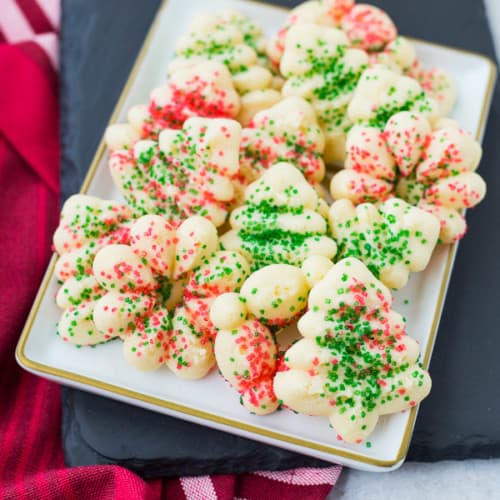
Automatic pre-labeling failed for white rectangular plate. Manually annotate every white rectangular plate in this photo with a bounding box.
[16,0,496,472]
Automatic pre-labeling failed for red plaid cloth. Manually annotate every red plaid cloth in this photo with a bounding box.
[0,1,341,498]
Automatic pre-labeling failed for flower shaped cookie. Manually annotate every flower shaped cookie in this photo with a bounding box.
[105,61,240,151]
[347,67,439,129]
[109,117,241,227]
[58,213,251,380]
[210,257,333,414]
[274,257,431,443]
[133,247,250,379]
[154,249,251,379]
[280,23,368,163]
[331,111,486,242]
[342,3,396,52]
[169,11,281,125]
[118,218,250,377]
[220,162,337,270]
[239,96,325,187]
[340,2,445,98]
[57,214,218,349]
[329,198,440,289]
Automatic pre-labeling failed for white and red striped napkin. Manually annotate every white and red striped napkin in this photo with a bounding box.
[0,0,59,67]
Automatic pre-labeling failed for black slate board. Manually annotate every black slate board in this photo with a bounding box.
[59,0,500,474]
[61,387,329,478]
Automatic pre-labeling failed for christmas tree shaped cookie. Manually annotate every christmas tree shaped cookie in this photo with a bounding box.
[274,257,431,443]
[220,162,337,270]
[280,23,368,163]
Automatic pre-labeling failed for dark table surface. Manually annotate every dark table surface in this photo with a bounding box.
[59,0,500,475]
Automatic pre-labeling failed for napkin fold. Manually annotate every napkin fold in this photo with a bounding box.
[0,1,340,498]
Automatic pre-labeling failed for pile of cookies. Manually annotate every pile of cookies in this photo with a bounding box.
[53,1,486,443]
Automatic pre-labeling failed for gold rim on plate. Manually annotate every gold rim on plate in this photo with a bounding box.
[15,0,498,468]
